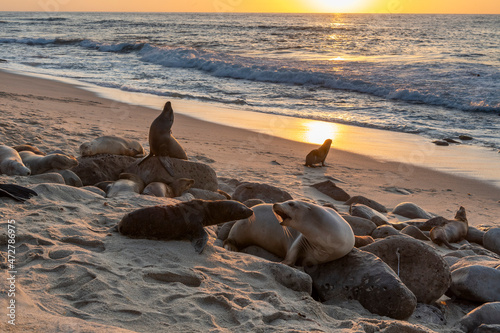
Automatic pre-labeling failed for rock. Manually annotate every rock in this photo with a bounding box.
[72,155,136,186]
[341,214,377,236]
[187,188,226,200]
[56,169,83,187]
[444,138,461,144]
[217,221,236,241]
[243,246,282,263]
[232,182,292,203]
[392,202,433,219]
[350,204,389,225]
[409,303,446,325]
[466,226,485,245]
[344,195,387,213]
[362,236,451,304]
[354,235,374,248]
[371,225,401,239]
[459,302,500,333]
[484,228,500,255]
[391,222,410,230]
[126,156,218,191]
[28,172,66,184]
[433,140,449,146]
[401,225,430,241]
[459,135,473,141]
[242,198,265,208]
[310,180,350,201]
[475,324,500,333]
[81,186,106,197]
[268,262,312,294]
[305,248,417,319]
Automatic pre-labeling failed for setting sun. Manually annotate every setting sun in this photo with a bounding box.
[309,0,372,13]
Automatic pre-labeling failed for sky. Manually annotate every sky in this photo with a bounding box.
[2,0,499,14]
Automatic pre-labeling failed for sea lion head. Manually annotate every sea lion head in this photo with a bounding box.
[273,200,311,227]
[79,142,93,156]
[161,101,174,127]
[203,200,253,226]
[322,139,333,148]
[454,206,467,224]
[49,154,78,170]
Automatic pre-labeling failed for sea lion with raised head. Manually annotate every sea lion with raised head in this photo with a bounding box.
[0,145,31,176]
[224,204,300,258]
[19,151,78,175]
[138,102,188,174]
[79,136,144,157]
[305,139,332,167]
[118,199,253,253]
[429,206,468,250]
[273,200,355,266]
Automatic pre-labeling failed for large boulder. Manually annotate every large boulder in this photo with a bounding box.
[310,180,350,201]
[459,302,500,333]
[72,155,136,186]
[401,225,430,241]
[350,204,389,225]
[448,256,500,302]
[362,236,451,304]
[232,182,292,203]
[344,195,387,213]
[371,225,400,239]
[126,156,218,191]
[392,202,433,219]
[483,228,500,256]
[305,248,417,319]
[341,214,377,236]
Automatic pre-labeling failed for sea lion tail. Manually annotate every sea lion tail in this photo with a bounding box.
[191,229,209,254]
[442,239,459,250]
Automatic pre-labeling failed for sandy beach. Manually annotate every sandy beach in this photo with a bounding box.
[1,69,500,332]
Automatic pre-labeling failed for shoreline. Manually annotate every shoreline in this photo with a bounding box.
[4,68,500,188]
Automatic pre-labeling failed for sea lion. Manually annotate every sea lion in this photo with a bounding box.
[13,144,45,156]
[429,206,468,250]
[138,102,188,174]
[224,204,300,259]
[79,136,144,157]
[305,139,332,167]
[273,200,355,266]
[118,199,253,253]
[0,145,31,176]
[19,151,78,175]
[142,178,194,198]
[106,173,145,198]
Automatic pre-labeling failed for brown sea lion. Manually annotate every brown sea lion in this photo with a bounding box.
[138,102,187,175]
[305,139,332,167]
[118,199,253,253]
[0,145,31,176]
[79,136,144,157]
[273,200,355,266]
[429,206,468,250]
[12,144,45,156]
[142,178,194,198]
[106,173,145,198]
[19,151,78,175]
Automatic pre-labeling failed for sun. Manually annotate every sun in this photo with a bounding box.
[309,0,370,13]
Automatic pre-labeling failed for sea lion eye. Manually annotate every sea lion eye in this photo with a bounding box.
[288,202,295,207]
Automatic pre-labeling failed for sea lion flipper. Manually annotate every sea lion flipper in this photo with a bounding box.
[159,156,176,177]
[0,184,37,201]
[192,229,209,254]
[137,153,152,166]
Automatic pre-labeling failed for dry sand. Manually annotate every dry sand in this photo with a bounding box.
[1,70,499,332]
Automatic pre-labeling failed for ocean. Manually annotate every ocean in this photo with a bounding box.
[0,12,499,151]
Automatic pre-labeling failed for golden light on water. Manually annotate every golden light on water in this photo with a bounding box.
[302,120,339,145]
[309,0,371,13]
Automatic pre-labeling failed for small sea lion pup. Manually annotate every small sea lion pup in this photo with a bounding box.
[430,206,468,250]
[118,200,253,254]
[0,145,31,176]
[80,136,144,157]
[139,101,188,166]
[305,139,332,167]
[273,200,355,266]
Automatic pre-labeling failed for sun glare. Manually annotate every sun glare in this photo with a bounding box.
[309,0,370,13]
[303,120,338,145]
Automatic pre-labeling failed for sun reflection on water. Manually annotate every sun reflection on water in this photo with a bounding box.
[302,120,339,145]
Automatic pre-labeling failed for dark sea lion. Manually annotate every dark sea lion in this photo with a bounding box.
[139,102,188,174]
[0,184,37,202]
[19,151,78,175]
[118,199,253,253]
[430,206,468,250]
[305,139,332,167]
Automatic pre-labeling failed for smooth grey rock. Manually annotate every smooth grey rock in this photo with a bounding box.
[362,235,451,304]
[350,204,389,225]
[371,225,401,239]
[449,265,500,302]
[243,246,282,263]
[354,235,374,248]
[232,182,292,203]
[459,302,500,333]
[484,228,500,256]
[268,262,312,294]
[242,198,265,208]
[344,195,387,213]
[466,226,485,245]
[392,202,433,219]
[409,303,446,326]
[187,188,226,200]
[341,214,377,236]
[29,172,66,184]
[305,248,417,319]
[401,225,431,241]
[56,169,83,187]
[310,180,350,202]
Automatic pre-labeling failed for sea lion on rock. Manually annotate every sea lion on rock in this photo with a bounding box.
[13,144,45,156]
[273,200,355,266]
[305,139,332,167]
[106,173,145,198]
[79,136,144,157]
[19,151,78,175]
[224,204,300,259]
[139,102,187,174]
[142,178,194,198]
[430,206,468,250]
[0,145,31,176]
[118,199,253,253]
